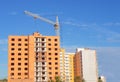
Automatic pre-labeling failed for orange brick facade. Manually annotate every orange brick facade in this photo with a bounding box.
[74,51,82,82]
[8,32,60,82]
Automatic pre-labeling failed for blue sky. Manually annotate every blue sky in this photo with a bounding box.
[0,0,120,82]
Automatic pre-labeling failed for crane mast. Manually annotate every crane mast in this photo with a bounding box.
[24,10,60,36]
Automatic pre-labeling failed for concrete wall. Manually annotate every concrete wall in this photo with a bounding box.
[82,50,98,82]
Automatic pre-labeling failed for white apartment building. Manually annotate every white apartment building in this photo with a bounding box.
[76,48,98,82]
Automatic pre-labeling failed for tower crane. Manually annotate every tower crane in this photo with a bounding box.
[24,10,60,36]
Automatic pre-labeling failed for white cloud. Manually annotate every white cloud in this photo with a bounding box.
[106,38,120,42]
[103,22,114,26]
[103,30,120,43]
[90,25,120,43]
[115,22,120,26]
[103,22,120,26]
[62,21,88,28]
[62,21,120,43]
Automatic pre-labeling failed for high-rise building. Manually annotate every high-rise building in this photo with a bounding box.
[74,48,98,82]
[74,49,83,82]
[60,49,74,82]
[60,49,65,81]
[8,32,60,82]
[66,53,74,82]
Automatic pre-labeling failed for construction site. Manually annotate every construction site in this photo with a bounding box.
[7,11,105,82]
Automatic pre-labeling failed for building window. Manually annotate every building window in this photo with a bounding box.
[49,77,52,80]
[11,73,14,76]
[24,77,28,79]
[55,48,58,51]
[11,58,14,60]
[36,52,39,56]
[25,53,28,56]
[54,39,57,41]
[25,63,28,65]
[25,44,28,46]
[42,77,45,80]
[18,68,21,70]
[42,48,45,50]
[55,53,58,55]
[55,62,58,65]
[18,77,21,79]
[18,58,21,60]
[54,43,57,46]
[18,53,21,56]
[11,38,15,41]
[11,63,14,66]
[55,72,58,75]
[48,43,51,46]
[55,58,58,60]
[25,48,28,51]
[36,57,38,61]
[36,77,38,80]
[42,53,45,55]
[42,57,45,60]
[25,73,28,75]
[18,73,21,75]
[48,53,51,55]
[42,67,45,70]
[55,67,58,70]
[42,43,45,46]
[11,43,15,46]
[48,38,51,41]
[49,62,51,65]
[18,39,21,41]
[48,48,51,51]
[25,39,28,41]
[24,68,28,70]
[48,57,51,60]
[18,63,21,66]
[11,48,14,51]
[11,53,14,56]
[36,67,38,70]
[41,38,45,41]
[11,68,14,70]
[18,48,21,51]
[49,67,52,70]
[42,62,45,65]
[25,58,28,60]
[42,72,45,74]
[49,72,52,74]
[18,43,21,46]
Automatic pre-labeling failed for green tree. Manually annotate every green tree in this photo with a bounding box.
[74,76,85,82]
[48,79,54,82]
[74,76,81,82]
[98,79,102,82]
[98,77,103,82]
[82,78,85,82]
[0,78,7,82]
[55,76,62,82]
